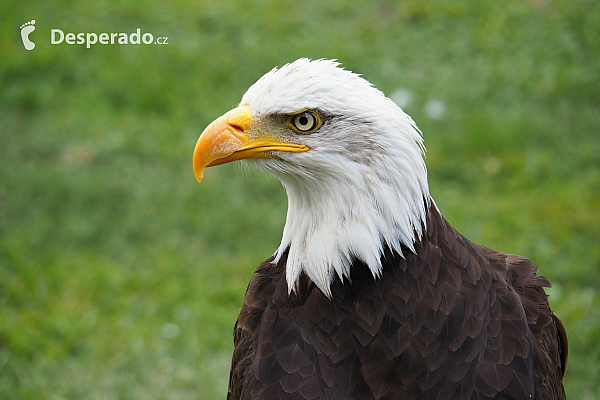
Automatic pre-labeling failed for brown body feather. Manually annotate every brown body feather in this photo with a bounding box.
[228,205,567,399]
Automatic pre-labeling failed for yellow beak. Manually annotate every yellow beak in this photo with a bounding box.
[193,105,309,182]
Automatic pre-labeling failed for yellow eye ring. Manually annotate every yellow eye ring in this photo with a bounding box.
[288,110,321,134]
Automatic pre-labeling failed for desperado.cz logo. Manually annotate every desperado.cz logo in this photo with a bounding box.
[19,20,168,50]
[51,28,168,48]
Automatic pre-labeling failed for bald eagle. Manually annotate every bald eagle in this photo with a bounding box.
[193,59,567,400]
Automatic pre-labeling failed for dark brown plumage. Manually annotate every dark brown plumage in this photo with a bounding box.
[227,205,567,400]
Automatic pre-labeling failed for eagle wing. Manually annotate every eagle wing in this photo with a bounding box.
[501,253,568,399]
[228,256,280,400]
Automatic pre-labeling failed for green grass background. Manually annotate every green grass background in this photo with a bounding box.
[1,0,599,398]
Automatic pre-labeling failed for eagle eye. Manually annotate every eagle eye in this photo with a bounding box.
[289,111,321,134]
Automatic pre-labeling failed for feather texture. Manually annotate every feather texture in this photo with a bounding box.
[242,59,429,295]
[228,205,567,399]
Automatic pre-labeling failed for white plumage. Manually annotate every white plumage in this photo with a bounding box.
[239,59,430,296]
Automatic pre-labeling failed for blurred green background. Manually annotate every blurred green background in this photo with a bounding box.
[1,0,599,398]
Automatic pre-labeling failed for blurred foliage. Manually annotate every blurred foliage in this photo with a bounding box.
[0,0,599,398]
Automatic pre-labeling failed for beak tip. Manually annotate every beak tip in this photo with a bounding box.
[193,155,203,184]
[193,164,205,183]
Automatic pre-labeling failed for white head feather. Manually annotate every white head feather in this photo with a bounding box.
[240,59,430,297]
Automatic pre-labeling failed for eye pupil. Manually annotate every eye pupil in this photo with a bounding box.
[299,116,309,126]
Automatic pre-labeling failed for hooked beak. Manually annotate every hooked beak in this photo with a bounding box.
[193,105,309,182]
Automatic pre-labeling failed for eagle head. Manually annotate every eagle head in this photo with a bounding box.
[193,58,430,297]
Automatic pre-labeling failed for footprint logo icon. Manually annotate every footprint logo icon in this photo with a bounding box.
[20,20,36,50]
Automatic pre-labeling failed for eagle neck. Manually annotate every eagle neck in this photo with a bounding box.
[273,170,431,297]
